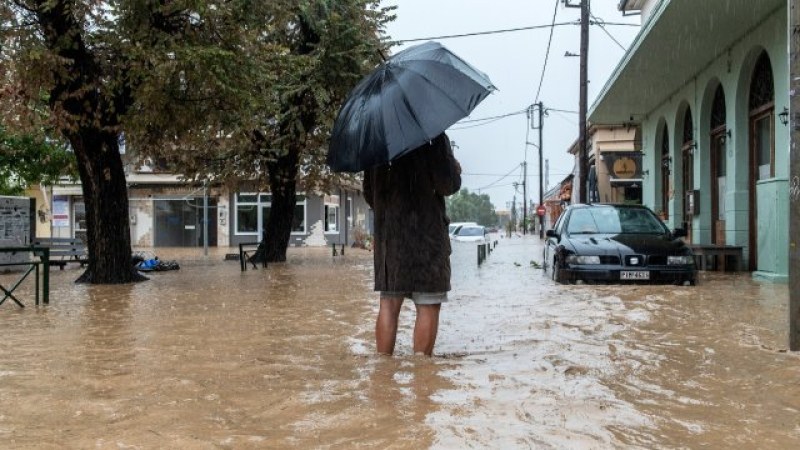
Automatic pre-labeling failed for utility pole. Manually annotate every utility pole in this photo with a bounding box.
[522,161,528,235]
[566,0,590,203]
[789,0,799,351]
[531,102,546,238]
[578,0,590,203]
[538,102,545,238]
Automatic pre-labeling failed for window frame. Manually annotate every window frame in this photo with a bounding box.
[234,192,307,236]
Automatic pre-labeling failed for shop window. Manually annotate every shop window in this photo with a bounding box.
[235,192,306,235]
[293,195,306,233]
[236,193,258,233]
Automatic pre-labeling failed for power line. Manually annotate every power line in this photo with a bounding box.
[464,171,572,177]
[590,13,626,51]
[450,105,576,130]
[550,109,578,125]
[396,21,578,43]
[395,18,639,44]
[473,182,519,191]
[534,0,561,105]
[476,163,522,191]
[450,117,509,130]
[455,109,528,124]
[589,20,639,27]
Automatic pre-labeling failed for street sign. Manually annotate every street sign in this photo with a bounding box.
[536,205,546,216]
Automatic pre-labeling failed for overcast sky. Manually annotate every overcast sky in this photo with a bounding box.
[381,0,641,211]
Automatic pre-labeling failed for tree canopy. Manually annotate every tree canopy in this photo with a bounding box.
[446,189,498,227]
[0,128,76,195]
[0,0,393,281]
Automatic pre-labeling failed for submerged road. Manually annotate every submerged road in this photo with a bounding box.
[0,236,798,448]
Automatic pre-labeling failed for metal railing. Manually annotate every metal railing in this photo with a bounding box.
[0,246,50,307]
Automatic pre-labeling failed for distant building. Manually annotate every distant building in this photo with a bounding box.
[27,164,371,249]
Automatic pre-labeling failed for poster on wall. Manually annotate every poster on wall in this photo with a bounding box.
[52,195,70,227]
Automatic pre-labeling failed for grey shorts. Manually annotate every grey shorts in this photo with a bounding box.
[381,291,448,305]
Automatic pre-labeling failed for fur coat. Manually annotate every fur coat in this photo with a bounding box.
[363,133,461,293]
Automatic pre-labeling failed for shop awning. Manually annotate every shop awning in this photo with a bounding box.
[589,0,784,125]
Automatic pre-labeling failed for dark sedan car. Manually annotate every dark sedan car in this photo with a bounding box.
[544,204,696,285]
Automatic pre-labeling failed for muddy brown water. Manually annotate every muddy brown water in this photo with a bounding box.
[1,237,798,449]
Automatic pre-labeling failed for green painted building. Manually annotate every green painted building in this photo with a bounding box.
[591,0,789,281]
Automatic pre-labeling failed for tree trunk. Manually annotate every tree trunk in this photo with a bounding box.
[72,130,145,284]
[34,0,143,284]
[263,149,300,262]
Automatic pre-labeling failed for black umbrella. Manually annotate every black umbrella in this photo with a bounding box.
[327,41,496,172]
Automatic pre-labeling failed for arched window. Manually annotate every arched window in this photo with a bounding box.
[749,51,774,181]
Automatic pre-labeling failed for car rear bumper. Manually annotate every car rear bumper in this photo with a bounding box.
[564,265,696,284]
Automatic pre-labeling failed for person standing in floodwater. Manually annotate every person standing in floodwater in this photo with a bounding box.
[363,133,462,356]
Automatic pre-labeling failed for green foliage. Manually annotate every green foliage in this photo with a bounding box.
[446,189,498,227]
[120,0,395,193]
[0,128,76,195]
[2,1,392,185]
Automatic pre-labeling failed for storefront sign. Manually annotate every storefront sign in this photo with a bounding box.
[603,152,643,180]
[52,196,70,227]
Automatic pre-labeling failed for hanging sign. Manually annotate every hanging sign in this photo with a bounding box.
[603,152,643,180]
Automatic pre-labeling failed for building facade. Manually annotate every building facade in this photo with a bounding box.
[28,171,371,249]
[591,0,789,280]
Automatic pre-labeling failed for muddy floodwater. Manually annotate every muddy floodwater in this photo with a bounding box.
[1,237,799,449]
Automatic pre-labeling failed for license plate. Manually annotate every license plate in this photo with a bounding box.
[621,271,650,280]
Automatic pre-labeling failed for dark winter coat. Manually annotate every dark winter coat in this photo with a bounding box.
[363,133,461,293]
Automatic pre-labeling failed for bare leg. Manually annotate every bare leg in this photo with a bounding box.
[413,303,441,356]
[376,295,404,355]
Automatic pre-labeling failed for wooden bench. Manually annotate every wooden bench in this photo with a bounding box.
[689,244,743,272]
[32,237,88,270]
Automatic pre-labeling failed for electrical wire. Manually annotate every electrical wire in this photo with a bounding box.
[448,104,579,130]
[550,109,578,125]
[533,0,561,105]
[476,163,522,192]
[449,117,510,130]
[590,13,627,51]
[474,182,519,191]
[395,18,640,44]
[456,109,528,124]
[396,21,578,43]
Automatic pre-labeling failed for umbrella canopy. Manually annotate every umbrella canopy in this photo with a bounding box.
[327,41,496,172]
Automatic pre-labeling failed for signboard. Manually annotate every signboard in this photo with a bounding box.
[536,205,546,216]
[603,152,643,180]
[52,195,70,227]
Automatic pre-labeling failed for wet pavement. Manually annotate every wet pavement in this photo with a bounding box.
[1,236,799,449]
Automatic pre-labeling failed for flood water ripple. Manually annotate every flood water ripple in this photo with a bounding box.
[1,237,798,449]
